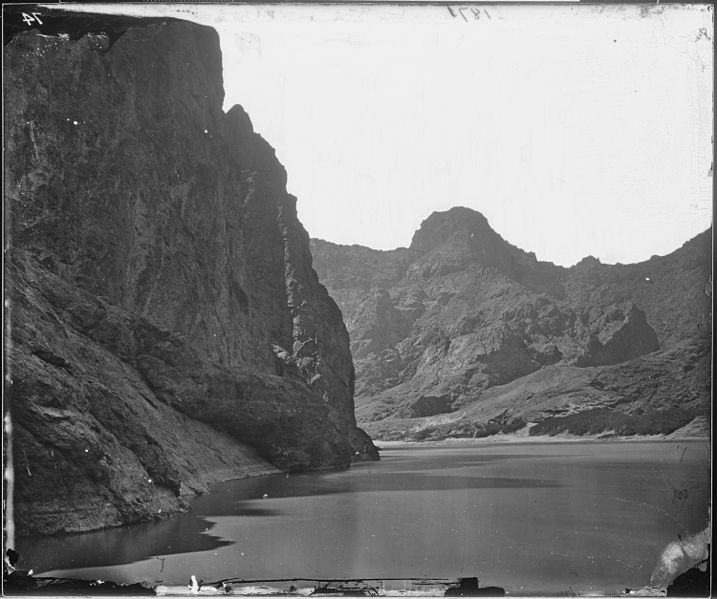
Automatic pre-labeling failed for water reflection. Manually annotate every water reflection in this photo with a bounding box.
[15,441,710,595]
[17,514,231,573]
[19,461,561,573]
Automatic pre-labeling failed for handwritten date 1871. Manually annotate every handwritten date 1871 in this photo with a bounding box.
[447,6,491,21]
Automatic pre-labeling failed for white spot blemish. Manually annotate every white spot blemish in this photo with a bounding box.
[73,121,78,126]
[645,277,650,281]
[84,449,89,453]
[203,129,208,134]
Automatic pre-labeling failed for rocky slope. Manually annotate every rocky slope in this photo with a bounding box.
[4,15,376,536]
[311,207,711,440]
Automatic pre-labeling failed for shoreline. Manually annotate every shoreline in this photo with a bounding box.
[373,434,710,450]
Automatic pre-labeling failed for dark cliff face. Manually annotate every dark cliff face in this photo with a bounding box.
[5,20,377,535]
[311,207,711,440]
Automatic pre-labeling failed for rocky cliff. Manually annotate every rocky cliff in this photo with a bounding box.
[4,15,376,536]
[311,207,711,440]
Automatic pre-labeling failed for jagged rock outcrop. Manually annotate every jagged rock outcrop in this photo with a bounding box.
[564,229,713,347]
[4,17,376,535]
[311,207,711,438]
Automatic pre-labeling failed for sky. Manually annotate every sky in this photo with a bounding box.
[51,3,713,266]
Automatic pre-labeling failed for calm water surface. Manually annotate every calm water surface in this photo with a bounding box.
[18,441,710,594]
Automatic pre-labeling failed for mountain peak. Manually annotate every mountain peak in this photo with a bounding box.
[409,206,495,254]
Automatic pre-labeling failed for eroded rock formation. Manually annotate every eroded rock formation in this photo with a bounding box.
[311,207,711,439]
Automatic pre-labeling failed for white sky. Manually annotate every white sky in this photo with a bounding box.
[50,3,713,266]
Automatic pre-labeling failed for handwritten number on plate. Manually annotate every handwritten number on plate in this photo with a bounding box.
[22,12,43,26]
[448,7,491,22]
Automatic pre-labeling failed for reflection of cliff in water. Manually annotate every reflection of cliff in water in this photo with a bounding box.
[17,459,561,575]
[13,444,711,594]
[16,513,230,574]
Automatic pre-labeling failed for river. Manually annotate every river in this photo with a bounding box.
[17,440,710,595]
